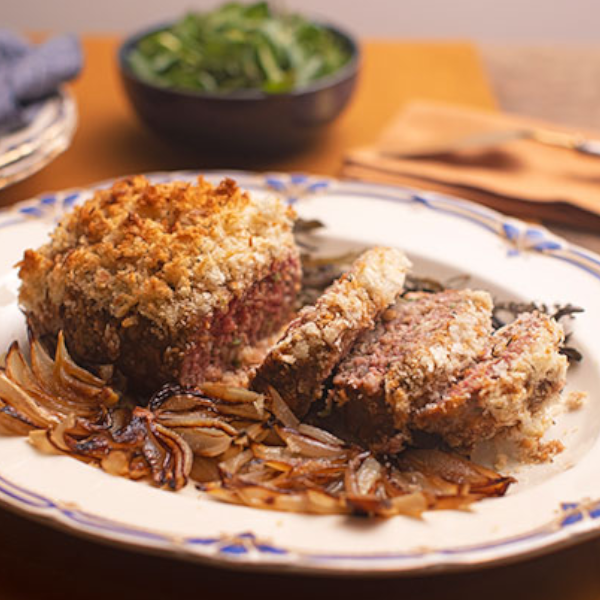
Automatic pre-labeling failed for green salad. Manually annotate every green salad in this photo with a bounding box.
[127,2,353,94]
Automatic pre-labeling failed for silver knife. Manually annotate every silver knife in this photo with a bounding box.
[383,127,600,158]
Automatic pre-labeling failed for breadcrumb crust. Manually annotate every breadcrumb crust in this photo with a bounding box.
[328,289,493,451]
[253,247,411,417]
[19,176,298,337]
[415,311,568,452]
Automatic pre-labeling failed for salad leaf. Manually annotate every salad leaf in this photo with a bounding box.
[128,2,352,94]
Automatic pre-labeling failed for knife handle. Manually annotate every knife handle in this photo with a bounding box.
[575,139,600,157]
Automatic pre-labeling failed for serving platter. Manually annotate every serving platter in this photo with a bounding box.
[0,170,599,576]
[0,89,77,190]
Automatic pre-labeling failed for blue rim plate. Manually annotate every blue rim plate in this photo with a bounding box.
[0,170,599,576]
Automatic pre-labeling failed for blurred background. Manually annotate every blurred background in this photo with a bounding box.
[5,0,600,133]
[4,0,600,41]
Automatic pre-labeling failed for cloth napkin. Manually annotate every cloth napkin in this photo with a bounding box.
[343,101,600,231]
[0,30,83,134]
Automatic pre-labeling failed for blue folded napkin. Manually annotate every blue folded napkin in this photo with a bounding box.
[0,30,83,134]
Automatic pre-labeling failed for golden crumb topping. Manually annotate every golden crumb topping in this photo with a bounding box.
[19,176,298,334]
[269,247,411,366]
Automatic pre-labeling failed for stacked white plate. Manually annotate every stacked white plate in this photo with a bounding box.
[0,89,77,189]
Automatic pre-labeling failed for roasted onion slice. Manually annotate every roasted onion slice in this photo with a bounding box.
[0,333,117,432]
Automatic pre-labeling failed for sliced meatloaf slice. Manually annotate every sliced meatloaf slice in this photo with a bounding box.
[412,311,568,451]
[252,247,411,418]
[384,290,494,426]
[328,289,493,452]
[19,176,301,393]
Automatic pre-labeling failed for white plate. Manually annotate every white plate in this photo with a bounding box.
[0,170,599,576]
[0,89,77,190]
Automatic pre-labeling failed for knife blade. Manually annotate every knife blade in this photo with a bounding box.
[382,127,600,158]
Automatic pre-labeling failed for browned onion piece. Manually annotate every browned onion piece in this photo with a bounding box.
[268,385,300,429]
[48,413,78,452]
[190,456,221,483]
[305,489,346,514]
[344,452,368,497]
[175,426,233,457]
[355,456,383,496]
[374,492,429,518]
[51,333,118,407]
[0,369,60,428]
[297,423,345,446]
[251,444,296,465]
[28,429,63,455]
[397,449,514,496]
[237,486,310,513]
[244,422,269,443]
[1,335,118,430]
[219,449,254,476]
[55,333,110,388]
[101,450,130,476]
[156,411,238,435]
[276,426,347,459]
[199,383,264,404]
[214,401,266,420]
[149,420,193,490]
[0,402,35,436]
[154,395,264,423]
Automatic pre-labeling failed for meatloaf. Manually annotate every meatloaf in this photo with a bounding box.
[18,175,301,392]
[328,289,493,452]
[412,311,568,451]
[252,247,411,418]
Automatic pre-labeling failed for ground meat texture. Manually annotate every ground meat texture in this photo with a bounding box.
[385,290,493,425]
[30,256,301,394]
[328,289,493,451]
[252,247,411,418]
[19,176,301,394]
[412,311,568,451]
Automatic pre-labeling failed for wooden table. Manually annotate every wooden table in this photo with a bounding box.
[0,37,496,206]
[0,36,599,600]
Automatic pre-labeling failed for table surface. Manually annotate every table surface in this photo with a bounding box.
[0,37,496,207]
[1,36,599,600]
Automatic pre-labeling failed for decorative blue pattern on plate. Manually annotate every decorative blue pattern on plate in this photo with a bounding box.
[3,170,597,280]
[0,170,599,575]
[265,172,331,204]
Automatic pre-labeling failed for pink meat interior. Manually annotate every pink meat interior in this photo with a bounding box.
[180,255,301,385]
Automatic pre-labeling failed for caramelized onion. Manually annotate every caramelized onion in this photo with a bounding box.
[219,449,253,476]
[28,429,63,455]
[101,450,130,476]
[175,427,233,457]
[398,449,515,496]
[0,331,514,515]
[276,426,347,459]
[355,456,383,496]
[0,335,117,430]
[268,385,300,429]
[0,402,35,436]
[156,411,238,435]
[376,492,429,518]
[199,383,264,404]
[297,423,345,446]
[0,368,61,428]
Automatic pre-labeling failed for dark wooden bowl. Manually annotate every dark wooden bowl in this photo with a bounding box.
[117,21,360,154]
